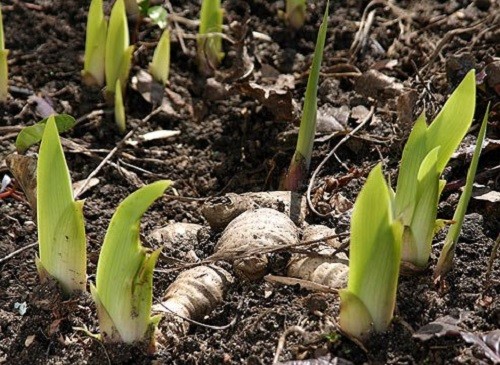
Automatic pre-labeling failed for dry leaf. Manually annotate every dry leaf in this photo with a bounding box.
[355,69,404,100]
[232,82,298,121]
[5,154,37,213]
[72,178,100,197]
[473,190,500,203]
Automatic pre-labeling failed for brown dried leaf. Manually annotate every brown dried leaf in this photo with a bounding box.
[355,69,404,101]
[462,330,500,364]
[413,315,461,341]
[316,106,346,135]
[72,178,99,197]
[232,82,298,121]
[130,70,179,117]
[5,154,37,213]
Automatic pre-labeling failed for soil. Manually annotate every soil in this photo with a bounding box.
[0,0,499,364]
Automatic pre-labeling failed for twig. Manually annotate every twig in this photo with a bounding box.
[306,106,375,218]
[74,129,135,198]
[155,232,349,274]
[420,16,491,76]
[411,60,437,103]
[75,109,105,125]
[164,1,188,54]
[74,107,161,198]
[0,126,23,135]
[157,302,237,331]
[273,326,307,364]
[0,242,38,264]
[484,234,500,288]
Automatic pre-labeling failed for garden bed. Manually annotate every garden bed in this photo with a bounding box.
[0,0,499,364]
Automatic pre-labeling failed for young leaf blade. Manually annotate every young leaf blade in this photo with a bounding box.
[0,4,8,102]
[340,164,403,338]
[0,3,4,51]
[83,0,107,86]
[394,113,428,223]
[197,0,224,74]
[114,79,126,133]
[0,49,8,102]
[283,1,329,191]
[434,104,490,279]
[15,114,76,153]
[401,147,441,267]
[105,0,129,96]
[149,28,170,85]
[94,181,171,343]
[426,69,476,174]
[37,116,87,295]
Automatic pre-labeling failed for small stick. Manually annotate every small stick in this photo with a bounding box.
[74,129,135,198]
[165,1,187,54]
[158,302,237,331]
[155,232,349,274]
[273,326,307,364]
[74,108,161,199]
[265,275,338,294]
[484,234,500,287]
[306,106,375,218]
[0,242,38,264]
[420,16,491,75]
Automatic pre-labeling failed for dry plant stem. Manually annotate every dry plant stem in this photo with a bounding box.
[350,0,409,60]
[74,129,134,198]
[165,1,187,54]
[484,234,500,287]
[306,106,375,218]
[74,107,161,198]
[265,274,338,294]
[0,242,38,264]
[273,326,307,364]
[420,16,491,76]
[155,232,349,274]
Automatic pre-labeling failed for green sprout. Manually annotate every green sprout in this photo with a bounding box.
[105,0,134,103]
[114,79,126,133]
[395,70,476,269]
[434,104,489,279]
[149,28,170,86]
[197,0,224,75]
[286,0,306,29]
[16,114,76,154]
[0,3,9,102]
[36,116,87,295]
[339,164,403,339]
[91,181,171,346]
[82,0,107,87]
[282,2,328,191]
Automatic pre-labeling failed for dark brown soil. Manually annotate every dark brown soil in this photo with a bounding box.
[0,0,499,364]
